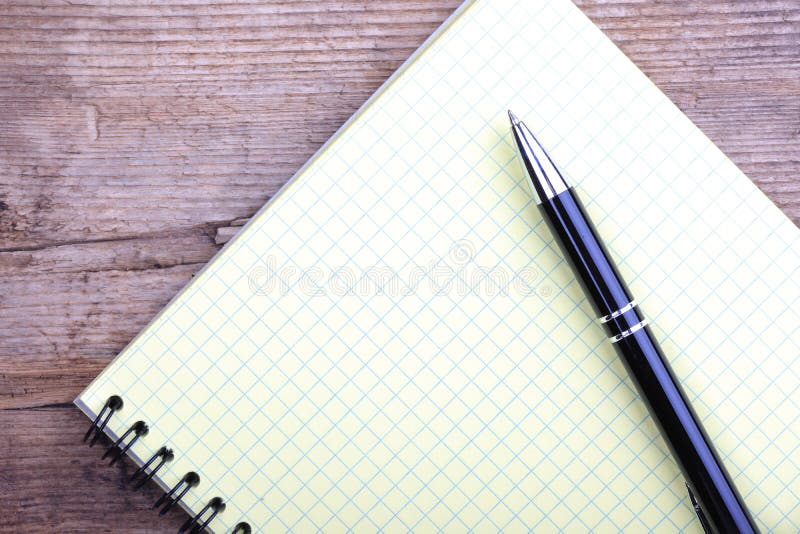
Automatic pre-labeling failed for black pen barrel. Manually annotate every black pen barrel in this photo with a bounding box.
[539,188,758,534]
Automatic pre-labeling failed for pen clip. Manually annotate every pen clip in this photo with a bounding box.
[686,482,712,534]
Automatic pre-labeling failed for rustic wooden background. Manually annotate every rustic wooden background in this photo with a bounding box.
[0,0,797,532]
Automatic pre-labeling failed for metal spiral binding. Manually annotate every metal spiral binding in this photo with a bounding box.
[154,471,201,515]
[83,395,123,446]
[84,395,253,533]
[178,497,226,534]
[102,420,148,465]
[131,446,174,489]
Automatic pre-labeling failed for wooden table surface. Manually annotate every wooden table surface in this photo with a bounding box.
[1,1,798,532]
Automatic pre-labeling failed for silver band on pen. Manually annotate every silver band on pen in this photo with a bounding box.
[610,319,648,343]
[599,300,637,324]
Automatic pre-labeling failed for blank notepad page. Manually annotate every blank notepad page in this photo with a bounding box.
[76,0,800,531]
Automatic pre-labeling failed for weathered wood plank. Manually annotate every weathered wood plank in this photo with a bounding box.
[0,230,219,409]
[0,405,188,532]
[0,1,797,532]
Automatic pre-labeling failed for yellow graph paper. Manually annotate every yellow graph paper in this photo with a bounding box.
[77,0,800,531]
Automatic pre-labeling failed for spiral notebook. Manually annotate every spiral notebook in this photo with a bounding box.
[75,0,800,531]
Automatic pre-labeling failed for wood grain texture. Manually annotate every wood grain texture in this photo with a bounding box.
[0,1,797,532]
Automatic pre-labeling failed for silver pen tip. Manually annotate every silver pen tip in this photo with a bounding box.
[508,111,570,201]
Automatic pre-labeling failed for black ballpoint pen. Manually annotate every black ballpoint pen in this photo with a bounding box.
[508,110,759,533]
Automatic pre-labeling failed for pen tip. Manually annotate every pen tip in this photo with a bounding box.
[508,109,520,126]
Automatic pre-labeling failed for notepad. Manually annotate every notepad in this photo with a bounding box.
[76,0,800,531]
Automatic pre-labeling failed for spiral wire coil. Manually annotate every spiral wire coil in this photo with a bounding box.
[84,395,252,533]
